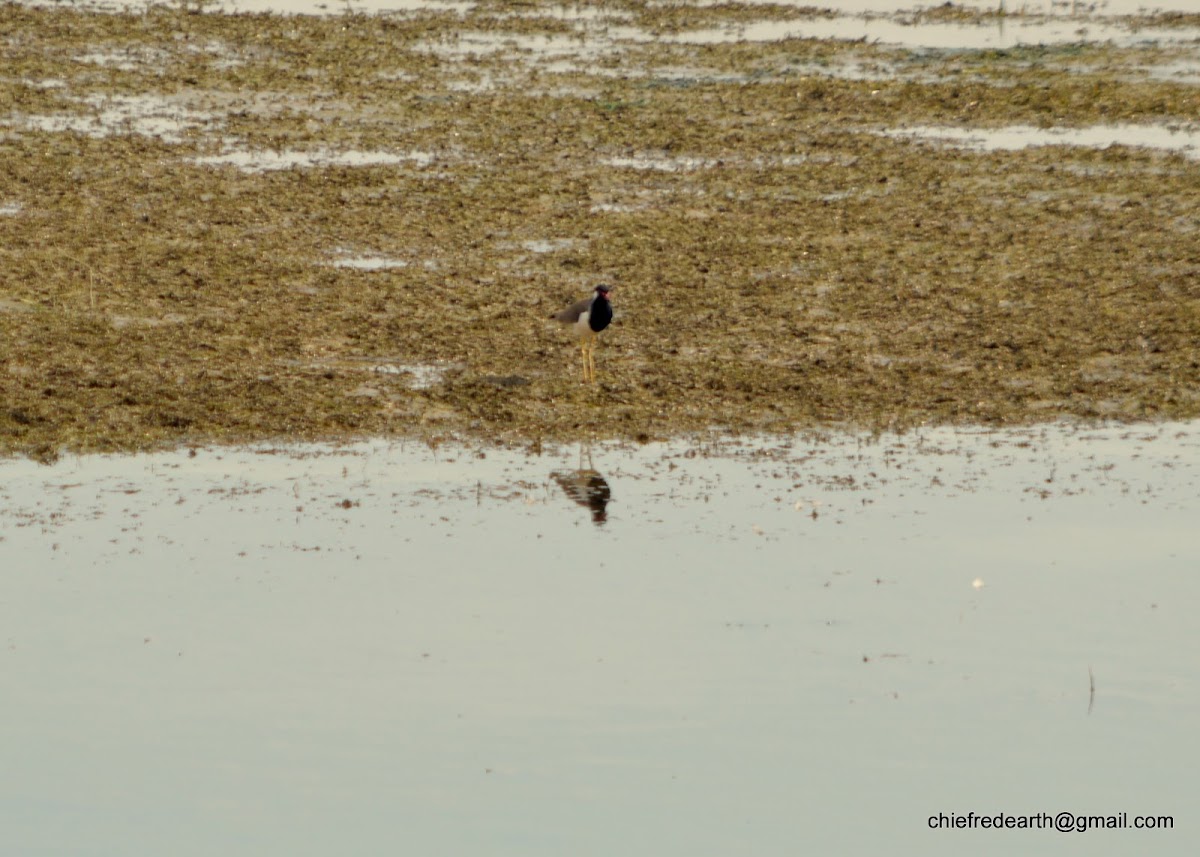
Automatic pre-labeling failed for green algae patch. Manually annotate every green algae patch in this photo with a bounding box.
[2,3,1200,459]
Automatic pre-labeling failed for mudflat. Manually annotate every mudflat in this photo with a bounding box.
[2,3,1199,460]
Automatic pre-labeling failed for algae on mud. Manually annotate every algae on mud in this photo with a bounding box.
[1,2,1199,460]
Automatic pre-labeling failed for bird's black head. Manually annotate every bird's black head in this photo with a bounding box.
[588,284,614,333]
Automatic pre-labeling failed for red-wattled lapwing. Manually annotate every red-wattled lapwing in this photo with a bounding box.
[551,284,612,383]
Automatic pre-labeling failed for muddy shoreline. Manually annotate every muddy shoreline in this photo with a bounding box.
[2,3,1199,460]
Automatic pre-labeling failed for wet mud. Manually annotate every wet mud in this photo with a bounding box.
[2,2,1199,460]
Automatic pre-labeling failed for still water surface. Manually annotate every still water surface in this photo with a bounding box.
[2,422,1197,855]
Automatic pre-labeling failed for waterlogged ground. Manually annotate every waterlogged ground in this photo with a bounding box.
[4,5,1200,854]
[2,1,1200,458]
[2,421,1199,855]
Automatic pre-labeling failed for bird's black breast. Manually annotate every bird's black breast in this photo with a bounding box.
[588,296,613,333]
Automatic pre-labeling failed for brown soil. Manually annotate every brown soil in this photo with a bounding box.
[2,3,1199,461]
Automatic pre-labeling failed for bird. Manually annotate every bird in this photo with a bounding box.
[551,284,612,383]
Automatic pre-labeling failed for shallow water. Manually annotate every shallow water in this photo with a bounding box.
[21,0,1200,51]
[666,13,1200,51]
[329,250,411,270]
[192,147,437,171]
[413,8,1200,55]
[29,0,1200,17]
[10,1,1200,170]
[5,93,210,144]
[882,121,1200,159]
[3,422,1198,855]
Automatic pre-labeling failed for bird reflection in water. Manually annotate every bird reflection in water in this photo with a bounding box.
[550,447,611,526]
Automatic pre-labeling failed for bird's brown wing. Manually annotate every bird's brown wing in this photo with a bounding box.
[552,297,591,324]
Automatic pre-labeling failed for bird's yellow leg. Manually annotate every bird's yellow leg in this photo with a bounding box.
[588,334,598,383]
[579,340,589,382]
